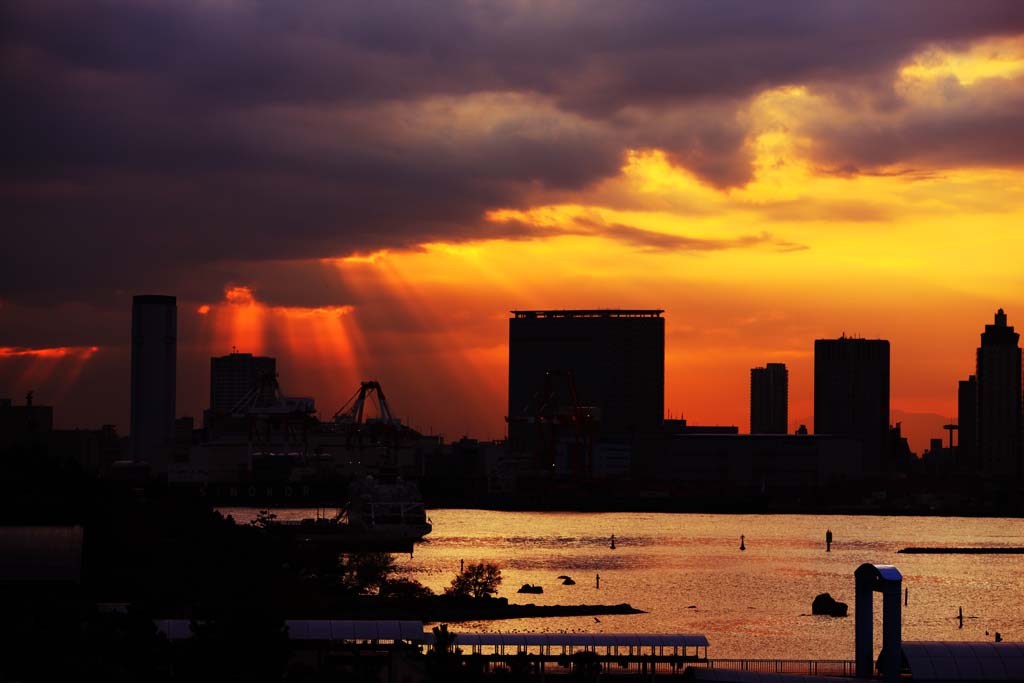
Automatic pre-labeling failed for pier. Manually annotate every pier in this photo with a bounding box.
[897,547,1024,554]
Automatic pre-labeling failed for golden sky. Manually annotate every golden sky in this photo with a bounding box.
[178,38,1024,451]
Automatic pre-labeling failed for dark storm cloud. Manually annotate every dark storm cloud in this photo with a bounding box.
[538,218,809,253]
[3,0,1024,313]
[804,75,1024,173]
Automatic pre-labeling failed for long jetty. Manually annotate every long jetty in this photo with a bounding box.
[897,547,1024,554]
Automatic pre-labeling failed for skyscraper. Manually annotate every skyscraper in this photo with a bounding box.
[130,295,177,470]
[209,352,277,414]
[976,309,1022,478]
[750,363,788,434]
[957,375,977,470]
[508,310,664,442]
[814,337,890,472]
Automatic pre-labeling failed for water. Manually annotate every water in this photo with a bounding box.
[223,508,1024,660]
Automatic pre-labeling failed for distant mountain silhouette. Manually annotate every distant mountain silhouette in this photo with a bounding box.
[891,409,954,457]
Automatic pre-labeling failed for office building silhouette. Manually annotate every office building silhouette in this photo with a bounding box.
[750,363,788,434]
[814,337,890,472]
[210,352,276,414]
[508,310,664,442]
[976,309,1022,478]
[957,375,977,470]
[130,295,177,470]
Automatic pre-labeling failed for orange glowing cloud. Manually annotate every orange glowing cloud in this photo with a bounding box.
[193,286,361,414]
[0,346,102,406]
[0,346,100,359]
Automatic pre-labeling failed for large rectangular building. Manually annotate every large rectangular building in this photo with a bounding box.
[750,363,788,434]
[130,294,177,470]
[508,310,664,443]
[210,352,277,414]
[814,336,889,473]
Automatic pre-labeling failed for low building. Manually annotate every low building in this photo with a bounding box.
[651,433,863,498]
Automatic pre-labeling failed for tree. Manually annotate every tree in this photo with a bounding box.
[446,562,502,599]
[426,624,461,681]
[379,576,435,599]
[339,552,397,595]
[249,509,277,530]
[431,624,458,655]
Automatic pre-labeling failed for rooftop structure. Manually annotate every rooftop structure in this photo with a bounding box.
[901,641,1024,680]
[512,309,663,319]
[157,619,426,643]
[424,631,709,657]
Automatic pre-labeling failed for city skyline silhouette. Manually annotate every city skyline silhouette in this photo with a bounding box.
[3,295,1023,455]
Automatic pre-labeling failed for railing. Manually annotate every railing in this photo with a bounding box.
[693,658,858,677]
[461,655,859,678]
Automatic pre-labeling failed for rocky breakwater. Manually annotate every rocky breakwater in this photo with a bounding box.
[811,593,848,617]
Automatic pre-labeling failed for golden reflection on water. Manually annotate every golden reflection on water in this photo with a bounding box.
[226,508,1024,659]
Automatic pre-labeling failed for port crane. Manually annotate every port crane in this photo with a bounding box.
[331,380,419,450]
[507,370,597,476]
[333,381,397,426]
[229,372,316,456]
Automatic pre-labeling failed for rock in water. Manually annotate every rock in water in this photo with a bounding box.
[518,584,544,594]
[812,593,848,617]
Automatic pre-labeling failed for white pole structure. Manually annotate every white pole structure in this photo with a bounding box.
[855,563,903,683]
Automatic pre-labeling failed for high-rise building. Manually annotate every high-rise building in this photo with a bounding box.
[957,375,977,470]
[976,309,1022,478]
[750,363,788,434]
[508,310,664,443]
[210,352,277,414]
[814,337,890,472]
[130,295,177,470]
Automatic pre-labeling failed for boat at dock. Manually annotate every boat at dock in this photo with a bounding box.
[267,475,432,551]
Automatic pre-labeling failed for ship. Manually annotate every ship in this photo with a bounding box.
[267,474,432,552]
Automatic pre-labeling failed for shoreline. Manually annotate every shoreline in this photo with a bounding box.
[268,596,646,623]
[416,497,1024,518]
[218,500,1024,520]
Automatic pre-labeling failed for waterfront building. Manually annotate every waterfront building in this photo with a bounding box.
[750,363,788,434]
[130,294,177,471]
[976,309,1022,478]
[814,336,890,472]
[209,352,277,414]
[654,433,864,497]
[507,310,664,444]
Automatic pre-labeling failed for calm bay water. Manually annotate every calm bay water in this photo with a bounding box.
[224,508,1024,660]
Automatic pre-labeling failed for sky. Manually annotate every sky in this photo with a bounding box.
[3,1,1024,453]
